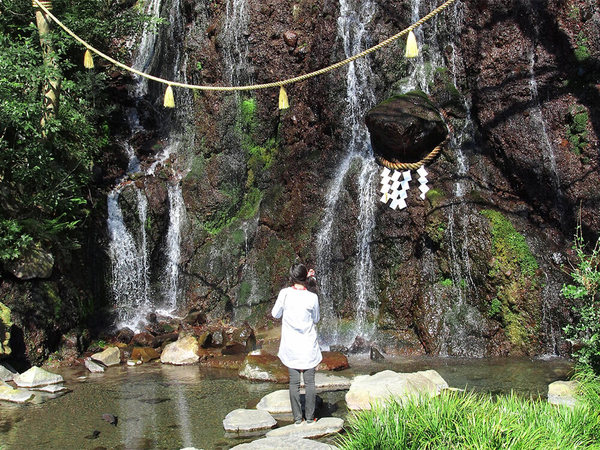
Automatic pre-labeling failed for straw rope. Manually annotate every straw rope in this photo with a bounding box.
[32,0,459,92]
[375,109,454,171]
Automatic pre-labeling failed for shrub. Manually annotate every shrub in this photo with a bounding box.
[562,227,600,372]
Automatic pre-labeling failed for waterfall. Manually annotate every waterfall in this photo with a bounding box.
[222,0,250,86]
[108,0,190,328]
[133,0,164,96]
[107,190,152,330]
[316,0,378,346]
[158,184,186,315]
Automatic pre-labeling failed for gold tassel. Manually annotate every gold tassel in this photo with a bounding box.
[163,85,175,108]
[405,30,419,58]
[84,49,94,69]
[278,86,289,110]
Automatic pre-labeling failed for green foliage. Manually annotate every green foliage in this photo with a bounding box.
[439,278,453,287]
[0,1,149,260]
[574,32,591,63]
[488,297,502,318]
[566,105,589,155]
[337,373,600,449]
[562,227,600,372]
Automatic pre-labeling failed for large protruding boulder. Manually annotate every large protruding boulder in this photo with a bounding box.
[345,369,449,410]
[365,91,448,163]
[160,335,199,365]
[91,346,121,367]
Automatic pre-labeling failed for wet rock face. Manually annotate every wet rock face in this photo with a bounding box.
[365,92,448,163]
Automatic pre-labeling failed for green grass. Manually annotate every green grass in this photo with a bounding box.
[337,371,600,449]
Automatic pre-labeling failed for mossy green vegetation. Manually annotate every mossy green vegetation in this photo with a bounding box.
[566,105,589,155]
[574,31,591,63]
[338,370,600,449]
[481,209,541,350]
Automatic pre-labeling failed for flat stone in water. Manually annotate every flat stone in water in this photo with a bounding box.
[312,373,352,392]
[13,366,63,388]
[31,383,68,393]
[231,436,338,449]
[266,417,344,439]
[223,408,277,432]
[0,381,34,403]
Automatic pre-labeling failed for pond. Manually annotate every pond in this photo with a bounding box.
[0,356,572,449]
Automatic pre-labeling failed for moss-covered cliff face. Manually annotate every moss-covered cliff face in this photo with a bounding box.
[2,0,598,362]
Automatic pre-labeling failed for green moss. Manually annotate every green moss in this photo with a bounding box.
[238,187,263,220]
[439,278,453,287]
[481,209,541,349]
[239,281,252,305]
[566,105,589,155]
[44,283,63,320]
[481,210,538,278]
[184,154,206,181]
[574,32,590,63]
[426,188,446,207]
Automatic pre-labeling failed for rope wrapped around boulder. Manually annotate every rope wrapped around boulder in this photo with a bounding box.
[375,109,454,171]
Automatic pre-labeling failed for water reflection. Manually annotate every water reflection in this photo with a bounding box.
[0,357,572,449]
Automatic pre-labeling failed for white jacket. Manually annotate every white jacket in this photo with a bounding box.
[271,286,322,370]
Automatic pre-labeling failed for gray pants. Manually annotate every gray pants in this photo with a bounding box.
[288,367,316,423]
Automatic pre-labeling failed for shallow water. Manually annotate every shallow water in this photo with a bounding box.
[0,356,572,449]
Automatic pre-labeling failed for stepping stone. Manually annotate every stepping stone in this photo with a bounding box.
[256,390,291,414]
[0,381,34,403]
[85,358,105,373]
[0,362,17,382]
[548,380,579,407]
[30,383,68,393]
[313,373,352,392]
[13,366,63,388]
[266,417,344,439]
[223,408,277,432]
[231,436,338,449]
[91,346,121,367]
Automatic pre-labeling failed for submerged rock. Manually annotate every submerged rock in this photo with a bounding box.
[13,366,64,388]
[91,347,121,367]
[0,381,34,403]
[160,335,199,365]
[238,351,288,383]
[222,408,276,432]
[131,346,160,362]
[345,369,449,410]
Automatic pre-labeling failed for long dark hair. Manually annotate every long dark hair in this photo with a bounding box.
[289,263,318,293]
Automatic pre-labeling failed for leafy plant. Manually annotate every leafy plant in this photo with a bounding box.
[566,105,589,155]
[562,226,600,372]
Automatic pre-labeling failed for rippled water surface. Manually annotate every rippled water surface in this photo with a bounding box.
[0,356,572,449]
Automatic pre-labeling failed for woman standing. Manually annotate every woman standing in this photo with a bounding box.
[271,263,322,425]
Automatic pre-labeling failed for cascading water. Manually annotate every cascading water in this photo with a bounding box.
[159,184,186,314]
[108,0,190,329]
[222,0,250,86]
[107,190,152,330]
[316,0,378,346]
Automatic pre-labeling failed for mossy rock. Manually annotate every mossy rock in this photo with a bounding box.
[0,302,12,357]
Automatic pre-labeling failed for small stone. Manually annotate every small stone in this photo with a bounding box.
[13,366,64,388]
[91,346,121,367]
[85,358,105,373]
[370,346,385,360]
[127,360,142,366]
[222,408,276,432]
[131,347,160,362]
[283,31,298,48]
